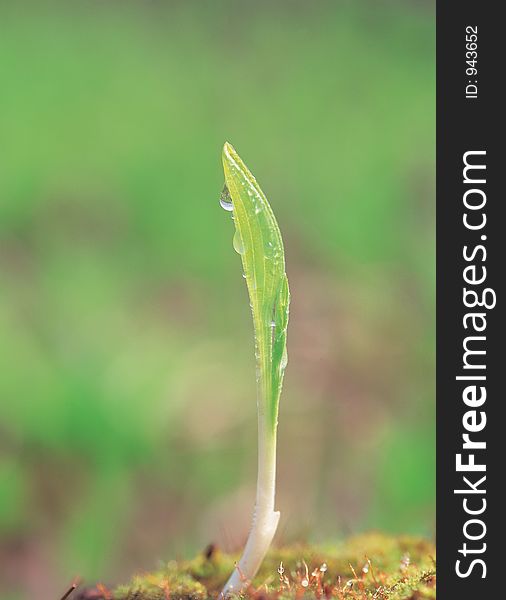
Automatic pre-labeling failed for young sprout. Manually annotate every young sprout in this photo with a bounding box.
[219,142,290,597]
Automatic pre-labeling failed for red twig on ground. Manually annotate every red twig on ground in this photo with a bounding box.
[60,576,81,600]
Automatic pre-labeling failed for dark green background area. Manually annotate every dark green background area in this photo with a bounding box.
[0,2,434,599]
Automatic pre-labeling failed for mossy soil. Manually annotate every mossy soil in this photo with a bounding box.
[77,533,435,600]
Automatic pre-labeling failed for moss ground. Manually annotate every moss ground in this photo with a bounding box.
[77,533,435,600]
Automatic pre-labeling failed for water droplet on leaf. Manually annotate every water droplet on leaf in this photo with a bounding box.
[220,185,233,211]
[280,347,288,370]
[233,230,245,254]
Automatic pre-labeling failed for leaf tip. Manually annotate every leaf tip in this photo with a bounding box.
[222,141,235,159]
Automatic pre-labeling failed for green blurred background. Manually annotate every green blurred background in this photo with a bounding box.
[0,1,434,598]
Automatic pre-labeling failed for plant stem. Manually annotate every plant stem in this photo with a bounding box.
[220,411,280,597]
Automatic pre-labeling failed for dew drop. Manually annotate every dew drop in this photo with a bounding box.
[233,230,245,254]
[219,184,233,211]
[280,347,288,370]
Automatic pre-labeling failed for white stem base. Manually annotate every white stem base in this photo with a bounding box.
[220,508,280,597]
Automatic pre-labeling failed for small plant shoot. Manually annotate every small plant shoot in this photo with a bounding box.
[220,142,290,596]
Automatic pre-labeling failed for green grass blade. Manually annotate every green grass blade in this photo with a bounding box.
[220,141,289,595]
[221,142,290,432]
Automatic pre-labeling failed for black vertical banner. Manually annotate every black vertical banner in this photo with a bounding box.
[437,2,502,599]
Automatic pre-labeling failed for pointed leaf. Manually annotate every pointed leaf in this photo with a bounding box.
[221,142,289,430]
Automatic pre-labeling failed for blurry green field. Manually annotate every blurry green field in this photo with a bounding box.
[0,2,434,599]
